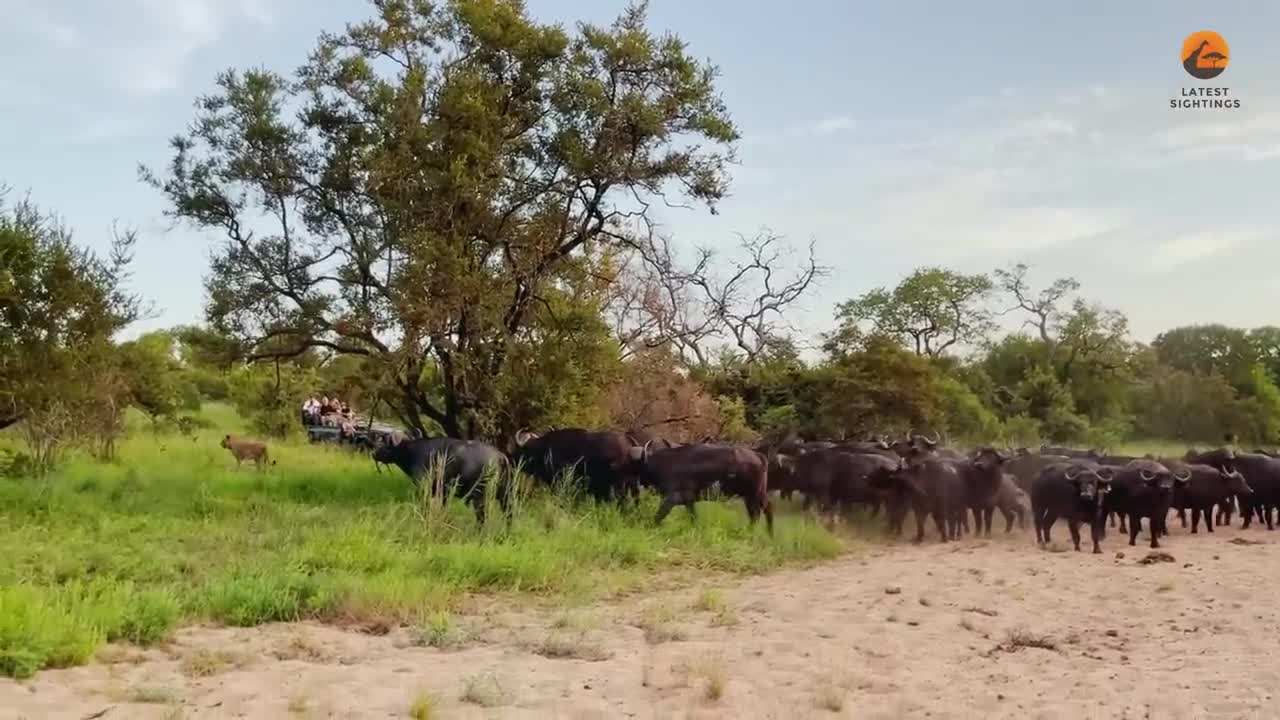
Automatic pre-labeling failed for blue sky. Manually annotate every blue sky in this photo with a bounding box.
[3,0,1279,347]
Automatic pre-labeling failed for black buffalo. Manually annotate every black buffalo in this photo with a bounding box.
[955,447,1010,536]
[1004,453,1072,493]
[787,448,901,519]
[373,437,509,522]
[871,455,967,543]
[1030,461,1113,553]
[631,443,774,534]
[1185,448,1280,530]
[512,428,638,503]
[1103,460,1190,548]
[1169,462,1252,533]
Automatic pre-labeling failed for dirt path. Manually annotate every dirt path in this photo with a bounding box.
[4,523,1278,719]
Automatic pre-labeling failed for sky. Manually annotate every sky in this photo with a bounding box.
[3,0,1279,349]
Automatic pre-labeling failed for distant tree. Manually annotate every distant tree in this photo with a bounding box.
[816,336,945,435]
[119,330,201,430]
[603,346,723,442]
[1130,365,1240,442]
[831,267,994,357]
[993,263,1079,345]
[145,0,739,440]
[1249,326,1280,384]
[1152,324,1258,390]
[610,230,824,367]
[0,190,140,467]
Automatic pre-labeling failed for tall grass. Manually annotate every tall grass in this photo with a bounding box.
[0,405,842,678]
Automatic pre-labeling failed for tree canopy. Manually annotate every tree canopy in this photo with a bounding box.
[145,0,740,439]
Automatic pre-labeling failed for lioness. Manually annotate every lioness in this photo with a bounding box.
[220,434,274,470]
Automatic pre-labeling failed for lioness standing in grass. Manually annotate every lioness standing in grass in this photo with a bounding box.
[220,434,275,470]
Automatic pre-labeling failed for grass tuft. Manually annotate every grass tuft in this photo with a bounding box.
[460,672,510,707]
[532,631,612,661]
[637,603,688,645]
[179,648,250,677]
[411,610,465,650]
[408,689,437,719]
[691,654,727,702]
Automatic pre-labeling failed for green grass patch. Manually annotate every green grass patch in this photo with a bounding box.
[0,405,842,677]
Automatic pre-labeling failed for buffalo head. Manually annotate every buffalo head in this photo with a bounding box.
[1130,460,1179,490]
[514,428,539,448]
[1065,464,1111,501]
[970,446,1011,470]
[628,440,654,466]
[1220,467,1252,495]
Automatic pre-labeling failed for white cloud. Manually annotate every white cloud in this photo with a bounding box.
[115,0,277,96]
[2,0,277,98]
[745,115,855,144]
[69,115,146,144]
[812,116,855,135]
[1144,228,1268,274]
[6,0,79,48]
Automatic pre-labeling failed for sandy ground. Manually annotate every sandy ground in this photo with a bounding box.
[4,521,1280,720]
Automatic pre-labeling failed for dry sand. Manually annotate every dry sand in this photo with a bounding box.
[4,521,1279,720]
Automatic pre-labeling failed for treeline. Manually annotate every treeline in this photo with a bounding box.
[5,1,1278,475]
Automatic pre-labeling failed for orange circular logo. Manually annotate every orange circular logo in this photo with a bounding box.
[1182,31,1229,80]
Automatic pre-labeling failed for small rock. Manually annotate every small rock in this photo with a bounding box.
[885,586,902,595]
[919,597,932,607]
[997,694,1005,701]
[907,620,920,627]
[584,683,591,690]
[1116,552,1125,559]
[1120,655,1129,662]
[1105,630,1118,637]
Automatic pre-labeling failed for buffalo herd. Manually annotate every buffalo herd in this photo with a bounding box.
[367,427,1280,552]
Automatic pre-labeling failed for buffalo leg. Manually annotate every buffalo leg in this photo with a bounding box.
[1117,513,1128,535]
[654,498,677,526]
[1041,510,1059,545]
[1067,518,1082,552]
[1191,506,1201,534]
[1127,514,1140,546]
[983,507,995,536]
[743,495,775,537]
[1000,507,1015,533]
[1267,505,1276,531]
[1109,512,1116,528]
[932,510,948,543]
[1177,508,1187,528]
[912,508,928,544]
[1204,505,1215,532]
[1089,517,1105,554]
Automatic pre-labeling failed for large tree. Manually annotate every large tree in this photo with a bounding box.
[831,267,994,357]
[0,191,139,464]
[145,0,738,439]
